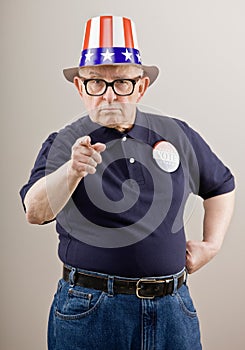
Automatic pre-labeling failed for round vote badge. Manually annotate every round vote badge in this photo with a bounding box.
[153,141,180,173]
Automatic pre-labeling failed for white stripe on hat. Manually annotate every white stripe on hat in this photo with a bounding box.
[88,16,100,49]
[131,20,139,50]
[112,16,125,47]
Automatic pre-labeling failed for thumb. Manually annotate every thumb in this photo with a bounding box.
[186,240,193,256]
[92,142,106,153]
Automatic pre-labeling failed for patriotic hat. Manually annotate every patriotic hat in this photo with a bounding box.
[63,15,159,86]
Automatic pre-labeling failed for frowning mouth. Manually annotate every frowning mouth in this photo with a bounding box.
[99,107,121,112]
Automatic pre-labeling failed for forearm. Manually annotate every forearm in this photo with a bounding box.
[186,190,235,273]
[202,190,235,251]
[24,160,82,224]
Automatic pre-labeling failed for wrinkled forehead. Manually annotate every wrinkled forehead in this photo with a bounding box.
[78,65,143,78]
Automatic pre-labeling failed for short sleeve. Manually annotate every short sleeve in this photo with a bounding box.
[183,123,235,199]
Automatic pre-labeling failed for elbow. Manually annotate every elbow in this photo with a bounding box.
[24,195,44,224]
[25,202,53,225]
[24,196,55,225]
[25,210,45,225]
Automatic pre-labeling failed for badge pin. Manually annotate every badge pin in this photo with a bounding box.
[153,141,180,173]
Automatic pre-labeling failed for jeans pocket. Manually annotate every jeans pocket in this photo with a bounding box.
[176,284,197,318]
[55,279,106,320]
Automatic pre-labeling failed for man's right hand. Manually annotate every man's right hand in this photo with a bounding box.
[24,136,106,224]
[69,136,106,178]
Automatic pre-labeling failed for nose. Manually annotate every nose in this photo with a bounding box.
[102,86,117,103]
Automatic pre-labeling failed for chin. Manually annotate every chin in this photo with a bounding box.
[98,114,122,126]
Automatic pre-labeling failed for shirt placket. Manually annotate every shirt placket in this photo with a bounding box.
[120,135,145,185]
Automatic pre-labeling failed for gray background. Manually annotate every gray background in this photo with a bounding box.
[1,0,244,349]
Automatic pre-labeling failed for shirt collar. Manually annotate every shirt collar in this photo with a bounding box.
[127,109,151,144]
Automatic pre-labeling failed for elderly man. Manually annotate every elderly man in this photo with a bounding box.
[20,15,235,350]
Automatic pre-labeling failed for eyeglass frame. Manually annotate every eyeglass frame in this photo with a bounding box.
[79,76,142,96]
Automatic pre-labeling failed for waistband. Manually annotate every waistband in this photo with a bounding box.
[63,265,186,299]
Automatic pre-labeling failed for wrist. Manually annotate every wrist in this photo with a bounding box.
[202,240,221,257]
[66,161,85,192]
[67,160,85,180]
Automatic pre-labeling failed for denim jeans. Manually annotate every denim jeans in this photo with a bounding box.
[48,267,202,350]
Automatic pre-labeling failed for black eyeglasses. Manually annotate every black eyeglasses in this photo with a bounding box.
[80,77,141,96]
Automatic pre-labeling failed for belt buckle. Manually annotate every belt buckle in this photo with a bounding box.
[136,278,171,299]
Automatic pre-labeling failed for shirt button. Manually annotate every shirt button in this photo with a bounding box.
[129,157,135,164]
[122,136,127,142]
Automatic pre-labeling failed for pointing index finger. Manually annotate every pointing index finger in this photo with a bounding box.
[79,136,92,147]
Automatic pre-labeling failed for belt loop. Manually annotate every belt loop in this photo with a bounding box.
[69,267,76,287]
[172,275,178,296]
[107,276,114,297]
[184,268,188,284]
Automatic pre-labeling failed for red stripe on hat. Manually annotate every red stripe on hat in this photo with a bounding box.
[123,17,134,48]
[100,16,113,47]
[83,19,91,50]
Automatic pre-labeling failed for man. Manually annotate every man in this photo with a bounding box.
[20,15,235,350]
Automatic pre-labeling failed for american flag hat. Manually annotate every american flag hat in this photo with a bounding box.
[63,15,159,86]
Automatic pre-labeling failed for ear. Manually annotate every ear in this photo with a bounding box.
[73,77,84,98]
[136,77,150,102]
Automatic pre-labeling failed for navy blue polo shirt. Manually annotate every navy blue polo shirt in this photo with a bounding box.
[20,110,235,277]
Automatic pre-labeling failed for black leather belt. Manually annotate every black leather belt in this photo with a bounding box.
[63,266,185,299]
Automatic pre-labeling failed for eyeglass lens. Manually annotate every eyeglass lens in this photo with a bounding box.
[85,79,135,96]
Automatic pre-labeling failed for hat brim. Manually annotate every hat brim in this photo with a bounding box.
[63,64,159,86]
